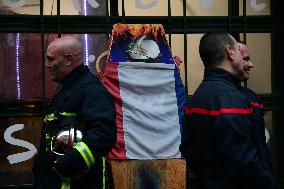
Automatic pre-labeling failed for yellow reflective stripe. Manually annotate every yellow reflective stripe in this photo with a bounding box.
[60,112,77,116]
[44,113,56,122]
[102,157,106,189]
[74,142,95,169]
[44,112,77,122]
[45,133,50,139]
[61,181,70,189]
[45,134,51,152]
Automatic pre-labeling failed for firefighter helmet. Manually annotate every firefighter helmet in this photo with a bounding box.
[50,127,83,161]
[126,35,161,63]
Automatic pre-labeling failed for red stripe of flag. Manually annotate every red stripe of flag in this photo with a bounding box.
[183,106,253,116]
[103,61,127,159]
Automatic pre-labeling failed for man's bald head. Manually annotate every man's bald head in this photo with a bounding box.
[49,36,83,65]
[46,36,84,83]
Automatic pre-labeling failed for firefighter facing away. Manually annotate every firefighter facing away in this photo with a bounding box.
[33,36,117,189]
[180,32,275,189]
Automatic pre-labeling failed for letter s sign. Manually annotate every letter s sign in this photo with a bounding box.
[4,124,37,164]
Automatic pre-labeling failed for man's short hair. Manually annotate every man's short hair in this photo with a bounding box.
[199,32,236,68]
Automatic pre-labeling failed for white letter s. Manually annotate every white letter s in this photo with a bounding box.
[4,124,37,164]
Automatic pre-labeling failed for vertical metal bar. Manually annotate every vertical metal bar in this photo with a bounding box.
[110,0,118,16]
[227,0,232,33]
[106,0,110,37]
[168,0,172,48]
[270,0,280,178]
[231,0,239,16]
[40,0,45,99]
[243,0,247,43]
[270,0,275,113]
[231,0,240,40]
[183,0,188,98]
[57,0,61,37]
[243,0,248,88]
[122,0,125,23]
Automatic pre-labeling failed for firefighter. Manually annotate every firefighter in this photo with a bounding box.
[33,36,116,189]
[180,32,275,189]
[238,41,276,188]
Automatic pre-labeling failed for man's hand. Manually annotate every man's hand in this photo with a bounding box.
[173,56,182,71]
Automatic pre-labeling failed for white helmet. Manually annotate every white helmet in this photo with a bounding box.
[126,35,161,63]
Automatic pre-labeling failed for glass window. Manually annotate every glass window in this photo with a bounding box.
[187,34,204,95]
[169,34,205,95]
[239,0,270,16]
[117,0,228,16]
[0,0,40,15]
[0,33,109,101]
[59,0,107,15]
[240,33,271,94]
[0,33,42,101]
[170,0,184,16]
[43,0,57,15]
[186,0,228,16]
[118,0,168,16]
[44,0,108,15]
[171,34,185,84]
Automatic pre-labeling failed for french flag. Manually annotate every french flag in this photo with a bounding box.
[102,61,186,159]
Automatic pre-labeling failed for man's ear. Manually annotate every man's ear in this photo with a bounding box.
[64,54,73,65]
[226,45,234,60]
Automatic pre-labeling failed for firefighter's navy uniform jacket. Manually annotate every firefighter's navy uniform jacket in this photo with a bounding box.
[33,64,117,189]
[239,86,274,175]
[180,68,275,189]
